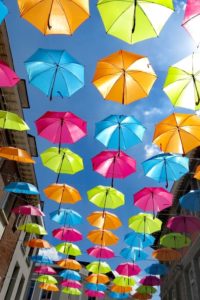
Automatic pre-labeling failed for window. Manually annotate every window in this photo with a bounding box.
[15,275,25,300]
[5,263,20,300]
[27,280,35,300]
[189,267,198,300]
[40,290,52,299]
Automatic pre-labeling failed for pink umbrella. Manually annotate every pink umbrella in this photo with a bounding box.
[61,280,82,289]
[12,205,45,216]
[116,262,141,276]
[52,227,82,242]
[134,187,173,216]
[140,276,161,286]
[0,61,20,87]
[87,246,115,259]
[85,290,105,298]
[167,215,200,233]
[33,266,57,275]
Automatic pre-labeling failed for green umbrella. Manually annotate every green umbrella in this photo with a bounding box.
[136,285,157,294]
[62,288,81,295]
[86,261,111,274]
[87,185,125,209]
[55,242,82,256]
[17,223,47,235]
[36,275,57,284]
[97,0,174,44]
[163,52,200,110]
[160,233,191,249]
[128,213,162,236]
[113,276,135,287]
[0,110,29,131]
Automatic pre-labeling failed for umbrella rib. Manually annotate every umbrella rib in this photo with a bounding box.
[56,0,72,33]
[28,65,56,82]
[59,65,84,85]
[19,0,44,16]
[127,73,149,95]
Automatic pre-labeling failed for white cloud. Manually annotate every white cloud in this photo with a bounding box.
[144,144,160,159]
[143,107,163,117]
[174,0,186,14]
[38,247,63,261]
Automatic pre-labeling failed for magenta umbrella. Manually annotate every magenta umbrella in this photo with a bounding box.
[61,280,82,289]
[87,246,115,259]
[85,290,105,298]
[12,205,45,216]
[52,227,82,242]
[116,262,141,276]
[140,276,161,286]
[134,187,173,216]
[0,60,20,87]
[33,266,57,275]
[167,215,200,233]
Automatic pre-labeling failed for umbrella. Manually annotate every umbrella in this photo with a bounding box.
[55,242,82,256]
[87,211,122,230]
[134,187,173,216]
[87,229,119,246]
[97,1,174,44]
[30,255,53,265]
[86,261,111,274]
[179,190,200,212]
[139,276,160,286]
[59,270,81,281]
[152,248,181,261]
[85,290,105,298]
[194,165,200,180]
[87,246,115,259]
[109,292,129,299]
[0,110,29,131]
[120,247,148,262]
[5,182,39,195]
[128,213,162,237]
[25,239,51,248]
[52,227,82,242]
[12,205,44,216]
[25,48,84,99]
[113,276,135,287]
[34,266,57,275]
[142,153,189,188]
[36,275,57,284]
[62,287,81,295]
[0,61,19,87]
[160,233,191,249]
[61,280,82,289]
[116,262,141,276]
[136,286,157,295]
[167,215,200,233]
[153,113,200,154]
[50,208,82,226]
[0,1,8,24]
[144,264,168,276]
[111,286,132,293]
[182,0,200,47]
[93,50,156,104]
[39,283,59,292]
[95,115,146,150]
[87,185,125,209]
[17,223,47,235]
[0,146,35,163]
[133,293,152,300]
[86,274,110,284]
[17,0,90,35]
[35,111,87,146]
[85,283,107,292]
[163,53,200,110]
[56,259,82,270]
[124,232,155,248]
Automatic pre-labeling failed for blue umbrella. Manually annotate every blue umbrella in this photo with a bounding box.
[124,232,155,248]
[4,182,39,195]
[95,115,146,150]
[50,209,82,226]
[0,1,8,24]
[120,247,148,261]
[109,292,129,299]
[145,263,168,276]
[179,190,200,212]
[30,255,53,265]
[142,153,189,188]
[59,270,81,281]
[85,283,107,292]
[25,48,84,100]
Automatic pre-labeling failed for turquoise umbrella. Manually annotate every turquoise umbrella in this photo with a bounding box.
[0,1,8,24]
[4,182,39,195]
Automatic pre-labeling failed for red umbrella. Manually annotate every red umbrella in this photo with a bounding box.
[52,227,82,242]
[12,205,44,216]
[33,266,57,275]
[87,246,115,259]
[85,290,105,298]
[0,60,20,87]
[61,280,82,289]
[139,276,160,286]
[167,215,200,233]
[116,262,141,276]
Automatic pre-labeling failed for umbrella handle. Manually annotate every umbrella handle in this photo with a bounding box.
[132,0,137,33]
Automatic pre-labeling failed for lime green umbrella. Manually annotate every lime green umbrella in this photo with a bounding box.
[113,276,135,287]
[128,213,162,235]
[62,288,81,295]
[97,0,174,44]
[136,285,157,294]
[36,275,57,284]
[55,242,82,256]
[86,261,111,274]
[87,185,125,209]
[160,233,191,249]
[17,223,47,235]
[163,52,200,110]
[0,110,29,131]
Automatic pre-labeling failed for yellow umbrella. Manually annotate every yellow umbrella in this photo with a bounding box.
[87,229,119,246]
[87,211,122,230]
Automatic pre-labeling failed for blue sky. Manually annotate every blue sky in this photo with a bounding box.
[4,0,196,297]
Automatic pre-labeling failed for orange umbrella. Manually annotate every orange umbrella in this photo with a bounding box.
[25,239,51,248]
[152,248,181,261]
[17,0,90,35]
[92,50,157,105]
[133,293,152,300]
[87,229,119,246]
[86,273,110,284]
[194,165,200,180]
[56,259,82,270]
[111,285,132,293]
[87,211,122,230]
[0,146,35,163]
[39,283,59,292]
[153,113,200,155]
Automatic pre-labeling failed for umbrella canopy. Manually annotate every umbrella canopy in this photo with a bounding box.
[86,261,111,274]
[134,187,173,216]
[25,239,51,248]
[0,146,35,163]
[39,283,59,292]
[12,205,44,216]
[87,185,124,209]
[97,0,174,44]
[52,227,82,242]
[25,48,84,99]
[133,292,152,300]
[87,229,119,246]
[182,0,200,47]
[61,280,82,289]
[56,259,82,270]
[85,283,107,292]
[0,110,29,131]
[142,153,189,188]
[116,262,141,276]
[55,242,82,256]
[124,232,155,248]
[95,115,146,150]
[87,211,122,230]
[17,0,90,35]
[87,246,115,259]
[85,290,105,298]
[128,213,162,236]
[152,248,181,261]
[62,287,81,295]
[109,292,129,299]
[153,113,200,154]
[92,150,136,179]
[35,111,87,144]
[113,276,135,287]
[44,183,81,205]
[111,285,132,293]
[120,247,148,261]
[5,182,39,195]
[86,273,110,284]
[0,61,19,87]
[93,50,156,104]
[30,255,53,265]
[163,53,200,110]
[160,233,191,249]
[50,208,82,226]
[0,1,8,24]
[34,266,57,275]
[139,276,160,286]
[144,264,168,276]
[167,215,200,233]
[179,190,200,212]
[194,165,200,180]
[36,275,57,284]
[17,223,47,235]
[136,286,157,295]
[59,270,81,281]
